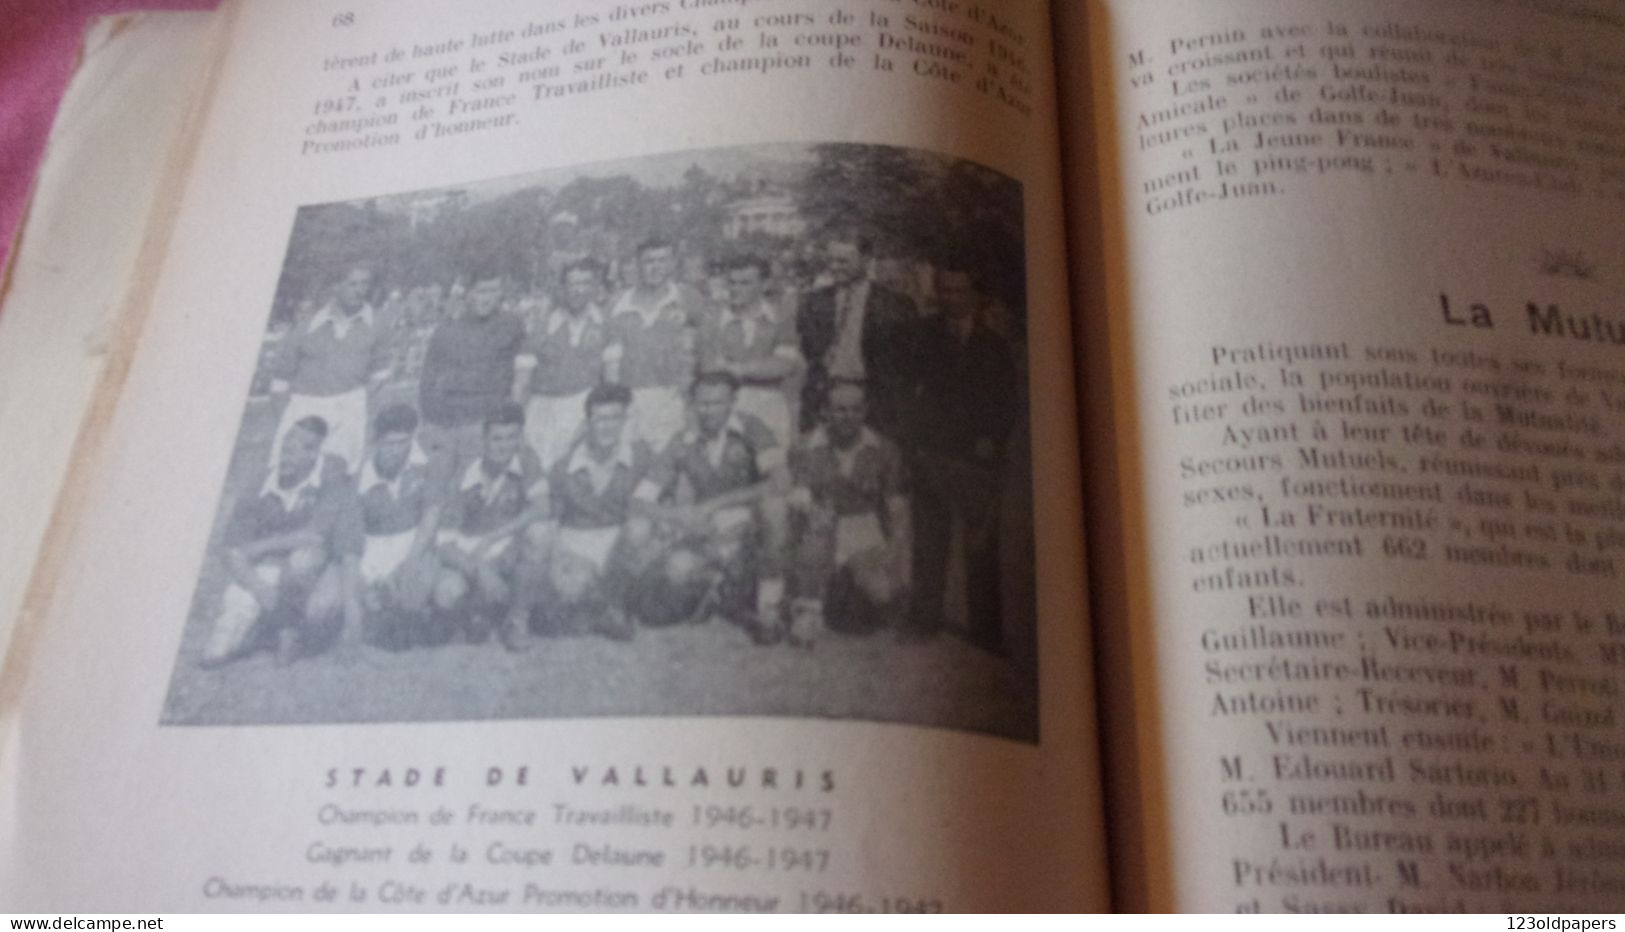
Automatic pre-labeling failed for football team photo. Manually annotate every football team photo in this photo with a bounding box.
[159,141,1040,741]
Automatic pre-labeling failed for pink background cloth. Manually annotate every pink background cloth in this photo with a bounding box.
[1,0,218,273]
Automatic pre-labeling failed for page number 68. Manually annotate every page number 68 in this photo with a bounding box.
[332,11,355,26]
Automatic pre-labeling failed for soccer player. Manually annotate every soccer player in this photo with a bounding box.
[628,371,789,643]
[353,404,445,650]
[268,265,393,473]
[431,402,548,650]
[419,269,526,468]
[519,383,652,642]
[697,254,803,444]
[605,238,706,453]
[201,416,358,667]
[788,380,912,640]
[514,258,612,470]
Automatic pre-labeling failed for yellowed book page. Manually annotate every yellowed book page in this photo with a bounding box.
[1085,0,1625,913]
[0,0,1105,911]
[0,11,222,651]
[1055,0,1167,913]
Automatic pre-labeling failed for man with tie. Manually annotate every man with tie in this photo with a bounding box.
[906,266,1018,651]
[795,233,918,435]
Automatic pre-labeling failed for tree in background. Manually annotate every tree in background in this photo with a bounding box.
[799,143,1025,314]
[270,145,1024,327]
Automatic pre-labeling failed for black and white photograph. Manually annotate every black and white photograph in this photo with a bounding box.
[159,142,1039,740]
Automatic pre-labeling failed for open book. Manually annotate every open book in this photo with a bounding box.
[3,0,1624,912]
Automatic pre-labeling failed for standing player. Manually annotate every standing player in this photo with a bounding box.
[697,254,803,445]
[431,403,548,650]
[629,372,789,643]
[201,416,359,668]
[419,269,526,468]
[352,404,445,650]
[605,238,706,453]
[788,380,912,640]
[268,265,393,473]
[514,258,612,471]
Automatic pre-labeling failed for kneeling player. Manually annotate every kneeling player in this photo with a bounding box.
[519,383,652,642]
[431,403,548,650]
[201,416,358,667]
[788,380,912,640]
[354,404,445,649]
[627,371,790,643]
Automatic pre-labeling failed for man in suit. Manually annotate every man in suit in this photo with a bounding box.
[795,233,918,434]
[906,266,1018,651]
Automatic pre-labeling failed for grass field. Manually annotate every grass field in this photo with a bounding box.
[160,393,1039,741]
[161,615,1035,740]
